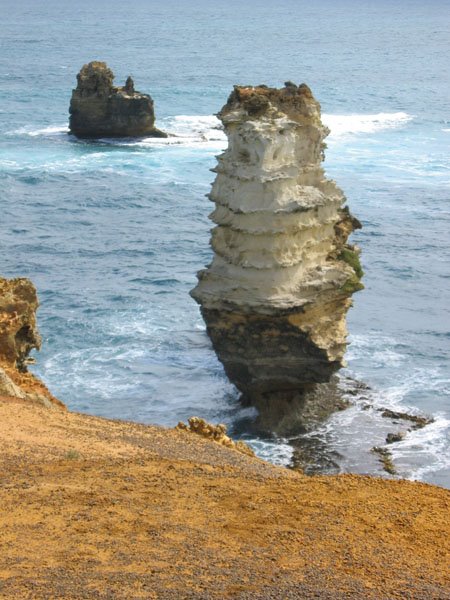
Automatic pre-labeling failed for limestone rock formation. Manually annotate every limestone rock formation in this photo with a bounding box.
[69,61,167,138]
[176,417,255,457]
[191,83,363,415]
[0,277,64,408]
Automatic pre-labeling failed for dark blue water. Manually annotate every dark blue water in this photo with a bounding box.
[1,0,449,486]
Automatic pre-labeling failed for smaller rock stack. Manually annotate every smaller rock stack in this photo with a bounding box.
[69,61,167,138]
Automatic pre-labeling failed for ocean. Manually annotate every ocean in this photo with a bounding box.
[1,0,449,486]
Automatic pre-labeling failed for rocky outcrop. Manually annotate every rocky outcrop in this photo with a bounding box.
[0,277,64,408]
[176,417,255,456]
[191,83,363,419]
[69,61,167,138]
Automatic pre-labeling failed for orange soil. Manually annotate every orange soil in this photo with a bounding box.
[0,361,65,409]
[0,398,449,599]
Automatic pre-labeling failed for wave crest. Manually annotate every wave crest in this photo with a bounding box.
[323,112,413,137]
[7,112,413,146]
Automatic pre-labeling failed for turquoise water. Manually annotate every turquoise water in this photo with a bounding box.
[1,0,449,486]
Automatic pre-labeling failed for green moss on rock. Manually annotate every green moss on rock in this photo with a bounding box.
[338,248,364,279]
[340,274,364,295]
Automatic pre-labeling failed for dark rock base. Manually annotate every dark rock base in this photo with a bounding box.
[202,307,342,401]
[243,377,351,436]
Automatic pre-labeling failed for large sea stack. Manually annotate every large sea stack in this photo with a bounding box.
[191,83,363,425]
[69,61,167,138]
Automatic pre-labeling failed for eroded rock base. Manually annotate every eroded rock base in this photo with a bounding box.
[243,377,351,436]
[202,307,345,401]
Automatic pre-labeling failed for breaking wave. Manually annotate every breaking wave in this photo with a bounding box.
[323,112,413,137]
[7,111,414,148]
[9,124,69,137]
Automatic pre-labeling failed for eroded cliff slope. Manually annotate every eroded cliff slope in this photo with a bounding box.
[0,277,64,408]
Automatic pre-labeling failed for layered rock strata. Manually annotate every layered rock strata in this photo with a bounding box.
[69,61,167,138]
[0,277,64,408]
[191,83,363,411]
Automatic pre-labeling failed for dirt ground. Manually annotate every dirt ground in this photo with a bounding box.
[0,397,449,599]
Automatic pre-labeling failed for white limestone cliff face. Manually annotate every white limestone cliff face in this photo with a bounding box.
[191,84,363,408]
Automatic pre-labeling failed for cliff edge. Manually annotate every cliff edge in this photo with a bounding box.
[0,276,64,408]
[69,61,167,138]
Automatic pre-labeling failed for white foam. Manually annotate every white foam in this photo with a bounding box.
[246,436,294,466]
[341,334,450,484]
[9,125,68,137]
[130,115,227,149]
[157,113,413,145]
[323,112,413,137]
[305,383,450,483]
[391,414,450,481]
[346,332,402,363]
[367,358,450,408]
[7,112,412,146]
[166,114,225,139]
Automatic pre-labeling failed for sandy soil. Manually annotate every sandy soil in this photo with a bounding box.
[0,397,449,599]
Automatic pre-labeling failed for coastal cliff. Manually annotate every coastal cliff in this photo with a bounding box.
[191,83,363,417]
[69,61,167,138]
[0,278,448,598]
[0,277,64,408]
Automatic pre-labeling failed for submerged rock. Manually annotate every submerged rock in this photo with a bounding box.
[191,83,363,417]
[386,431,406,444]
[371,446,396,475]
[0,277,64,408]
[380,408,434,429]
[69,61,167,138]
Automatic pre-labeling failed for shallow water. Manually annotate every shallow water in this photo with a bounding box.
[1,0,449,486]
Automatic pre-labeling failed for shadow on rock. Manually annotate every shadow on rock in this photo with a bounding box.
[240,375,369,437]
